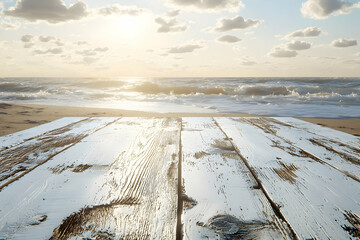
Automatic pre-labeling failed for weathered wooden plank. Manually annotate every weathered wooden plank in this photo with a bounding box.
[215,117,360,240]
[181,118,293,239]
[274,117,360,149]
[0,118,180,240]
[259,117,360,181]
[0,117,118,189]
[0,117,85,150]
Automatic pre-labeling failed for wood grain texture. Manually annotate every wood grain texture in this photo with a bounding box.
[264,117,360,181]
[0,117,118,190]
[215,117,360,240]
[277,117,360,149]
[0,117,359,240]
[181,118,293,240]
[0,118,180,240]
[0,117,85,150]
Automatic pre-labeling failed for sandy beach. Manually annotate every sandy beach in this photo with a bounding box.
[0,102,359,137]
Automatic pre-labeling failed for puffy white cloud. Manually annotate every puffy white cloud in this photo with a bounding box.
[54,40,64,46]
[331,38,357,47]
[33,47,63,55]
[83,57,98,64]
[241,57,256,65]
[0,20,18,29]
[301,0,360,19]
[3,0,88,23]
[39,36,55,42]
[269,47,298,58]
[155,17,188,33]
[168,43,203,53]
[217,35,241,43]
[76,49,97,56]
[285,27,322,38]
[97,4,146,16]
[167,0,243,12]
[167,9,180,17]
[21,34,34,42]
[287,40,311,50]
[24,42,34,48]
[94,47,109,52]
[76,41,88,46]
[76,47,109,56]
[211,16,261,32]
[269,40,311,58]
[21,35,65,48]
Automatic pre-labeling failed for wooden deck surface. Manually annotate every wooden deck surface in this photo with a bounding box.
[0,117,359,240]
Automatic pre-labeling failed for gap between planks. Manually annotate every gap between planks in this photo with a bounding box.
[213,117,299,240]
[1,117,359,239]
[176,118,183,240]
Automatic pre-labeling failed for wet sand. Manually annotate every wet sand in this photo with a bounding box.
[0,102,359,137]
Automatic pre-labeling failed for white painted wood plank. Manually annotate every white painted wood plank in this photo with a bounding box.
[0,118,180,240]
[181,118,293,240]
[215,117,360,240]
[260,117,360,181]
[0,117,119,190]
[274,117,360,149]
[0,117,85,150]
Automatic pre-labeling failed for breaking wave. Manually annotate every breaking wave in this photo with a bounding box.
[0,77,359,117]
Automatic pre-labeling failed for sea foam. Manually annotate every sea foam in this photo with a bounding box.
[0,77,359,117]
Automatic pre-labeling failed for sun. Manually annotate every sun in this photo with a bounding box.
[116,16,140,38]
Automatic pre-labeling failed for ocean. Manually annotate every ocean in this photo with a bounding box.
[0,77,359,118]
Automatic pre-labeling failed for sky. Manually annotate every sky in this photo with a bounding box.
[0,0,359,77]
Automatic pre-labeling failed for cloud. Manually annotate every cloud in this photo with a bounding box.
[155,17,188,33]
[54,40,64,46]
[21,34,34,42]
[3,0,88,23]
[76,41,88,46]
[343,59,360,64]
[167,0,243,12]
[24,43,34,48]
[76,49,97,56]
[242,60,256,66]
[69,56,99,65]
[83,57,98,64]
[211,16,261,32]
[285,27,322,38]
[240,56,256,65]
[217,35,241,43]
[331,38,357,47]
[76,47,109,56]
[167,9,180,17]
[22,35,65,48]
[269,40,311,58]
[33,47,63,55]
[98,4,146,16]
[168,43,203,53]
[39,36,55,42]
[0,20,19,29]
[301,0,360,19]
[94,47,109,52]
[287,40,311,50]
[269,47,298,58]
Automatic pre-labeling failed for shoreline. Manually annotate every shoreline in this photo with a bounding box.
[1,102,359,137]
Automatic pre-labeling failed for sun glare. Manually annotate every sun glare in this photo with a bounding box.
[113,16,142,39]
